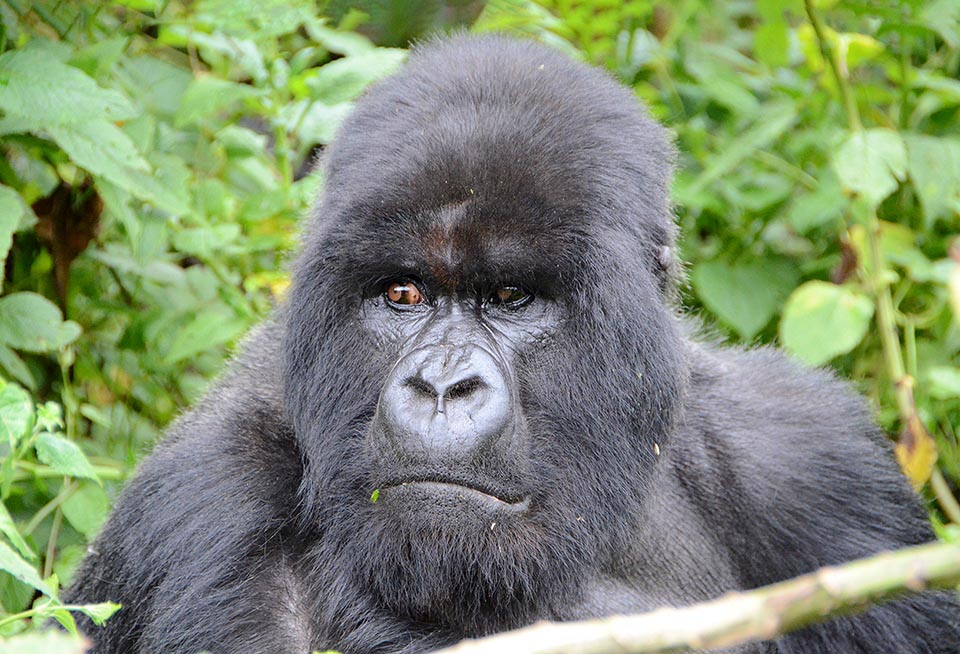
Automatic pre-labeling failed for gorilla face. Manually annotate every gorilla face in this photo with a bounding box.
[283,36,687,632]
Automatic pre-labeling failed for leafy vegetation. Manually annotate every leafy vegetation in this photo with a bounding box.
[0,0,957,648]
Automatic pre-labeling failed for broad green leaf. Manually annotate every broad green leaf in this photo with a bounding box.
[779,281,874,366]
[0,380,33,446]
[174,76,259,127]
[690,102,798,191]
[172,224,241,258]
[0,629,88,654]
[69,36,129,78]
[927,366,960,400]
[0,293,82,352]
[755,20,788,68]
[0,344,35,391]
[692,259,799,339]
[35,433,100,484]
[0,500,33,561]
[786,173,845,233]
[0,185,32,289]
[832,129,907,208]
[0,49,136,127]
[193,0,312,38]
[163,310,248,365]
[905,134,960,228]
[0,541,52,596]
[61,482,110,540]
[303,49,406,106]
[47,119,149,178]
[304,21,375,56]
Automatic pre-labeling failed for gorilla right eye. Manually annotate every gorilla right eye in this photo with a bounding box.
[384,280,425,307]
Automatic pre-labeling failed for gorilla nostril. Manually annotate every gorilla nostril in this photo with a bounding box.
[444,376,485,401]
[405,376,438,398]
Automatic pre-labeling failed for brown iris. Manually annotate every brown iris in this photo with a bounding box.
[385,280,424,306]
[493,286,531,307]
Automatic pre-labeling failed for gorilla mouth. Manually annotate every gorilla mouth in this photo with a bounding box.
[382,480,530,511]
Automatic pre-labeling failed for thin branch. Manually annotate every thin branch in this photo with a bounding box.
[436,542,960,654]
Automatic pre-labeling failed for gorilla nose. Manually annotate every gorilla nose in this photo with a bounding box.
[404,373,486,414]
[379,345,513,459]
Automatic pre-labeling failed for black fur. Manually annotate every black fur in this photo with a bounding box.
[68,35,960,654]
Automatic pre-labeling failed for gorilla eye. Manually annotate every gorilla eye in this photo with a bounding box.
[385,280,425,307]
[491,286,533,308]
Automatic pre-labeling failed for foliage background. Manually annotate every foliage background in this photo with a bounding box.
[0,0,957,649]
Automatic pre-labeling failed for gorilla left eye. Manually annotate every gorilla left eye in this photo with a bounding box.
[490,286,532,308]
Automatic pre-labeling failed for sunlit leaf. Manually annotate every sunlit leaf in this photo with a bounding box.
[832,129,907,208]
[779,281,874,365]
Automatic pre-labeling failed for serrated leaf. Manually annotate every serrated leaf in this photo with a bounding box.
[76,601,122,626]
[0,380,33,446]
[0,541,52,596]
[779,281,874,366]
[163,310,248,365]
[174,75,259,127]
[61,482,110,540]
[904,134,960,229]
[0,293,82,352]
[304,49,406,106]
[832,129,907,208]
[0,49,137,127]
[47,120,149,178]
[35,433,100,484]
[692,259,799,340]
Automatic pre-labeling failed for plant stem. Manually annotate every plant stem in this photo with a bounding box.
[803,0,862,132]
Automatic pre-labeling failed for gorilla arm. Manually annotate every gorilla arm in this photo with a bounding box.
[660,345,959,654]
[66,324,313,654]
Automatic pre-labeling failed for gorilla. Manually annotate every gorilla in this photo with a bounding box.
[69,35,959,654]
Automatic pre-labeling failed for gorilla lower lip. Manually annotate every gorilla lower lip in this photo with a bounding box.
[385,481,530,510]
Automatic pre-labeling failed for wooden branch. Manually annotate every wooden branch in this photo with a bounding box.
[436,542,960,654]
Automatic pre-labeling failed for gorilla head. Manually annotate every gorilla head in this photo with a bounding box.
[283,35,685,631]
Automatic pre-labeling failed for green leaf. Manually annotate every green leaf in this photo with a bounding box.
[303,48,406,105]
[76,601,122,626]
[0,629,89,654]
[35,433,100,484]
[0,344,34,391]
[755,20,789,68]
[0,185,33,290]
[832,128,907,208]
[927,366,960,400]
[0,541,52,597]
[692,259,799,339]
[172,224,242,258]
[786,173,845,233]
[779,281,874,366]
[47,119,150,180]
[0,49,136,127]
[61,482,110,540]
[0,293,82,353]
[0,380,33,447]
[163,310,248,365]
[174,75,259,127]
[0,500,34,561]
[904,134,960,228]
[690,102,798,191]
